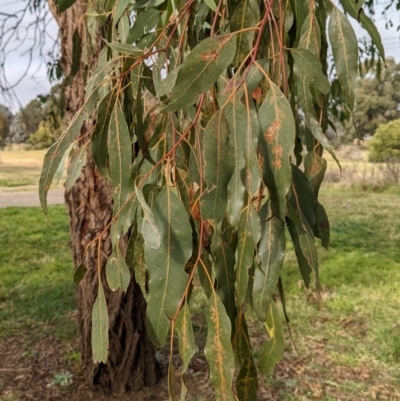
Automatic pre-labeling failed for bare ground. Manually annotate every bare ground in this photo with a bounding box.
[1,322,400,401]
[0,189,64,208]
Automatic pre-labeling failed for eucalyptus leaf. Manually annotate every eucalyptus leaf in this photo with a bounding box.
[176,302,196,401]
[258,81,296,221]
[91,283,109,363]
[204,292,236,401]
[144,186,193,346]
[258,301,284,374]
[329,6,358,111]
[39,89,98,215]
[200,109,235,222]
[252,202,285,321]
[65,144,88,190]
[159,34,237,112]
[105,245,131,292]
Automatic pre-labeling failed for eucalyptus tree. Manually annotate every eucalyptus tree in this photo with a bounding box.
[38,0,388,398]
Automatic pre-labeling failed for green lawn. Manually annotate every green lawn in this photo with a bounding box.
[0,186,399,399]
[0,205,76,341]
[275,187,400,399]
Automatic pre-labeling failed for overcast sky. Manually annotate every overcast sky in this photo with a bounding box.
[0,1,399,112]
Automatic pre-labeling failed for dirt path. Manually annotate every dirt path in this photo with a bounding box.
[0,188,65,208]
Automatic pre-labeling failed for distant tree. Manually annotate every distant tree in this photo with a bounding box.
[29,84,66,148]
[0,104,13,144]
[369,119,400,162]
[7,98,43,143]
[342,58,400,142]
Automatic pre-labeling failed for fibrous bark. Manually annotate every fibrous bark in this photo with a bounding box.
[47,0,160,393]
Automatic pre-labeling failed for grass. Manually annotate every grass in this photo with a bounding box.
[0,205,76,341]
[1,148,399,400]
[0,148,65,191]
[275,186,400,399]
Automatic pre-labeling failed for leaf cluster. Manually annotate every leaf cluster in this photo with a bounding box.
[41,0,386,398]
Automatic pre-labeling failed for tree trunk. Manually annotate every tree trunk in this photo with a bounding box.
[47,0,161,393]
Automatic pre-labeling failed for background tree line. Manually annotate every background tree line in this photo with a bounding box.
[0,84,65,147]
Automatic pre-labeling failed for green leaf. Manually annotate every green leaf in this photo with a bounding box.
[204,292,236,401]
[53,143,72,185]
[258,81,295,221]
[92,283,109,363]
[127,9,160,43]
[298,13,321,54]
[328,6,358,111]
[258,301,284,374]
[236,204,260,308]
[287,177,319,290]
[199,251,213,299]
[314,201,330,250]
[212,228,236,326]
[234,316,258,400]
[203,0,218,12]
[287,219,312,288]
[91,91,117,178]
[115,0,131,23]
[136,185,161,250]
[109,105,132,213]
[39,89,98,215]
[289,163,316,232]
[290,0,309,42]
[85,52,118,99]
[290,48,330,95]
[358,10,385,62]
[339,0,385,62]
[245,59,268,95]
[65,144,87,190]
[73,262,87,284]
[225,98,247,228]
[132,0,166,9]
[243,100,262,196]
[253,202,286,321]
[105,41,143,57]
[105,246,131,292]
[236,353,258,401]
[144,186,193,346]
[159,34,237,112]
[230,0,258,67]
[200,110,235,222]
[303,152,327,198]
[157,66,181,97]
[176,302,196,401]
[126,226,147,298]
[298,229,320,290]
[55,0,76,12]
[295,73,341,167]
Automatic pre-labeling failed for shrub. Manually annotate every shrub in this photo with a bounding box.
[369,119,400,162]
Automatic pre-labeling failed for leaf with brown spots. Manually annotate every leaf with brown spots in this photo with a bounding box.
[258,82,295,221]
[176,302,196,401]
[204,292,236,401]
[159,34,237,112]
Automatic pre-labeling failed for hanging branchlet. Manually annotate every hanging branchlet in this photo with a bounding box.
[40,0,386,399]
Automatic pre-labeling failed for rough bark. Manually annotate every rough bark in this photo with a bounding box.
[47,0,160,393]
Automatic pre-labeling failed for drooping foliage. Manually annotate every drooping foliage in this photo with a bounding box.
[40,0,385,398]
